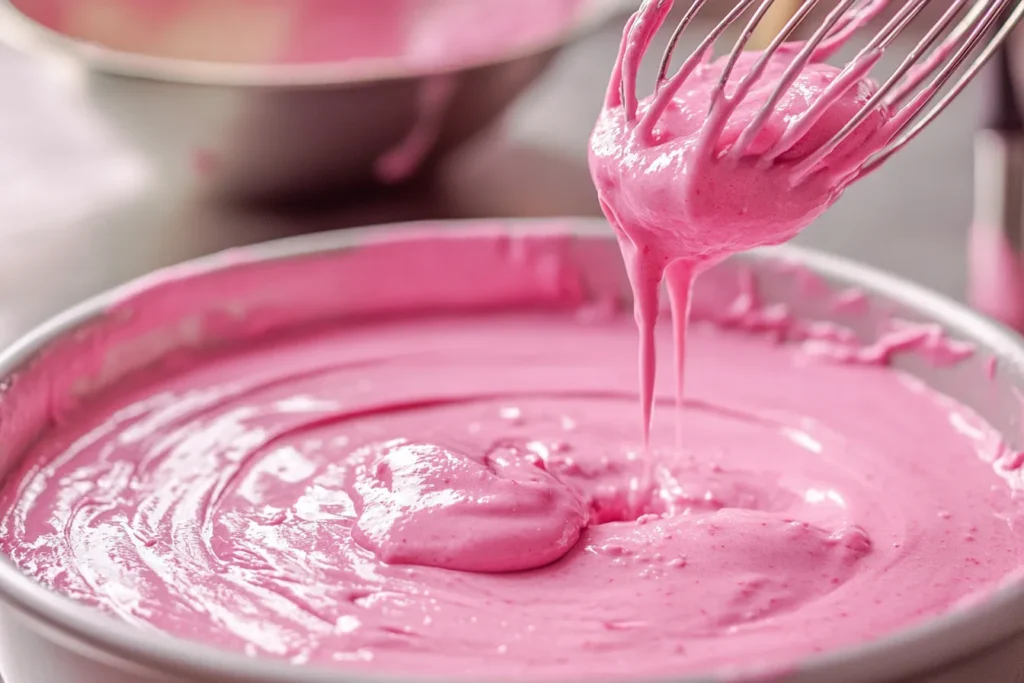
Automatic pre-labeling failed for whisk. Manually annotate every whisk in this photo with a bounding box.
[613,0,1024,181]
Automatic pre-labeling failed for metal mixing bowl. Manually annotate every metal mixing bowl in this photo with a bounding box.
[1,218,1024,683]
[0,0,626,203]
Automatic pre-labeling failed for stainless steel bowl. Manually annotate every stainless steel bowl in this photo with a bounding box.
[2,218,1024,683]
[0,0,626,203]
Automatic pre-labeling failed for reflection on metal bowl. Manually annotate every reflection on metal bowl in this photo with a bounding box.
[0,0,627,203]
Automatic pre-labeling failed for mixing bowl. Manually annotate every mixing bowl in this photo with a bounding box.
[0,0,627,203]
[1,218,1024,683]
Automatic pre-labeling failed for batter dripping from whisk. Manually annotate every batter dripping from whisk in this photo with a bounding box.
[591,0,929,438]
[5,2,1024,682]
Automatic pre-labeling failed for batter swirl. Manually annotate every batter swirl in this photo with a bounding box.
[1,310,1021,679]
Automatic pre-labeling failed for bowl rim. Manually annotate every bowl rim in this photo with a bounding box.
[1,217,1024,683]
[0,0,630,88]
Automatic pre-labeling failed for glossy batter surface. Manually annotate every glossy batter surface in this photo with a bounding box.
[2,309,1023,679]
[590,0,897,439]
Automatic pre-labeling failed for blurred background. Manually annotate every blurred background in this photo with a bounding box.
[0,0,992,349]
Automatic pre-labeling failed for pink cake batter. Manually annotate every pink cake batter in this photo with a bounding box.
[0,228,1023,682]
[19,0,583,66]
[591,0,902,437]
[1,0,1023,680]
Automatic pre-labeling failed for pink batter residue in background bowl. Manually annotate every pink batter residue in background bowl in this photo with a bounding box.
[9,0,588,185]
[13,0,585,68]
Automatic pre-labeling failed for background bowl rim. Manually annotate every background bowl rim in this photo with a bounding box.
[0,0,631,88]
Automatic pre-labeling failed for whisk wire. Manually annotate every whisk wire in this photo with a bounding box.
[888,0,1003,106]
[864,0,933,53]
[641,0,762,134]
[622,0,672,121]
[656,0,711,83]
[813,0,891,60]
[820,0,879,40]
[787,0,973,174]
[759,0,934,163]
[716,0,821,105]
[714,0,781,95]
[729,0,862,159]
[615,0,1024,182]
[871,0,1007,149]
[882,0,975,108]
[860,0,1024,176]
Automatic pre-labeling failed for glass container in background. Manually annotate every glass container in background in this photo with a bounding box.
[969,30,1024,332]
